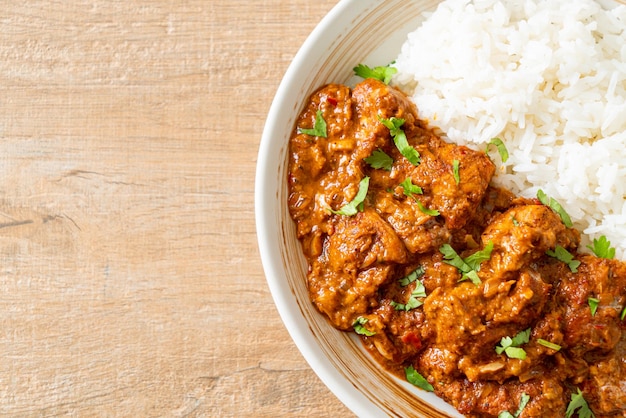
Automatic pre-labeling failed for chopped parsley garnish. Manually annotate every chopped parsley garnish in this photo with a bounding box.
[586,235,615,259]
[440,241,494,286]
[329,177,370,216]
[353,317,375,336]
[621,306,626,321]
[537,189,573,228]
[537,338,561,351]
[399,266,425,287]
[566,388,595,418]
[546,245,580,273]
[416,200,440,217]
[588,297,599,316]
[391,281,427,311]
[452,159,460,184]
[364,149,394,170]
[511,215,519,226]
[297,109,327,138]
[498,393,530,418]
[405,365,434,392]
[495,328,530,360]
[400,178,423,200]
[486,137,509,163]
[379,116,421,166]
[353,63,397,85]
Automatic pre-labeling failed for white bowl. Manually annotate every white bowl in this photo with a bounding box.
[255,0,461,416]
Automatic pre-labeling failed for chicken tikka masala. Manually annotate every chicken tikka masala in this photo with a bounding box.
[287,77,626,417]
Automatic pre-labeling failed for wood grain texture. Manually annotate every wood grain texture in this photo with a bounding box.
[0,1,352,416]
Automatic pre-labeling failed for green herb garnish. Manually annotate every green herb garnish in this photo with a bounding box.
[329,177,370,216]
[405,365,434,392]
[621,306,626,321]
[537,189,573,228]
[379,116,421,166]
[566,388,595,418]
[297,109,327,137]
[399,266,425,287]
[440,241,494,286]
[537,338,561,351]
[364,149,394,170]
[486,137,509,162]
[400,178,423,200]
[546,245,580,273]
[495,328,530,360]
[353,317,375,336]
[452,159,460,184]
[391,281,427,311]
[588,297,599,316]
[498,393,530,418]
[586,235,615,259]
[353,63,398,85]
[416,200,440,217]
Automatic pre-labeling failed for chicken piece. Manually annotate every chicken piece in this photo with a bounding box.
[410,138,496,230]
[373,189,450,254]
[288,83,358,239]
[427,375,567,418]
[481,204,580,279]
[307,208,408,330]
[555,255,626,356]
[586,334,626,415]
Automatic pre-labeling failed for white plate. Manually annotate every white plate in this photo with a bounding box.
[255,0,625,416]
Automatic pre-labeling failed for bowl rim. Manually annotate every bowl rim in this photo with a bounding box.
[254,0,386,416]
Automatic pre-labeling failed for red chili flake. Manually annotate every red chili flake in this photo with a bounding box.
[327,97,338,106]
[401,332,422,350]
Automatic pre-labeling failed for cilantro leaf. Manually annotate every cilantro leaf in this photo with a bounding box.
[495,328,530,359]
[499,393,531,418]
[391,281,427,311]
[452,159,460,184]
[329,177,370,216]
[440,244,470,272]
[516,393,531,416]
[405,365,434,392]
[399,266,425,287]
[495,336,513,355]
[364,149,393,170]
[588,297,599,316]
[416,200,440,217]
[504,347,527,360]
[379,116,421,166]
[353,317,375,336]
[546,245,580,273]
[537,189,573,228]
[566,388,595,418]
[510,328,531,347]
[353,63,398,85]
[586,235,615,259]
[464,241,495,271]
[297,109,327,137]
[486,137,509,162]
[400,178,423,200]
[440,242,493,286]
[537,338,561,351]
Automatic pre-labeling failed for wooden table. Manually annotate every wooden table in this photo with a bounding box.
[0,1,352,416]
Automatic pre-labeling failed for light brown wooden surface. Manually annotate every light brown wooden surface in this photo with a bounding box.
[0,1,353,416]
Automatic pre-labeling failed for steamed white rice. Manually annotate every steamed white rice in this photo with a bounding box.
[393,0,626,258]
